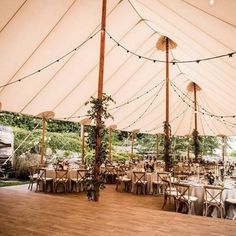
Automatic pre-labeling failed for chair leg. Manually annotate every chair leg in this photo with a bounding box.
[175,200,179,212]
[162,195,167,209]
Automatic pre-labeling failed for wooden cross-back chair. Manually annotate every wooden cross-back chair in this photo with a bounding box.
[162,179,177,209]
[35,168,53,193]
[152,172,170,195]
[115,168,131,192]
[71,169,87,192]
[105,165,116,184]
[174,183,198,214]
[54,170,69,193]
[203,185,225,218]
[133,171,147,195]
[28,166,38,191]
[35,168,46,192]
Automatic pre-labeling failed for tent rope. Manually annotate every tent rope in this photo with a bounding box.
[2,120,42,166]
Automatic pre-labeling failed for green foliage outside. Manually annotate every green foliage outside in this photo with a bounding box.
[0,111,223,181]
[229,150,236,157]
[12,127,81,157]
[112,152,130,163]
[0,180,28,187]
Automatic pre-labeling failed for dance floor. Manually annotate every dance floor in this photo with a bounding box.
[0,184,235,236]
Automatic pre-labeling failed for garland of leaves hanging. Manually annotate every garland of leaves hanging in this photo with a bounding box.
[191,129,201,162]
[85,94,115,201]
[163,121,172,170]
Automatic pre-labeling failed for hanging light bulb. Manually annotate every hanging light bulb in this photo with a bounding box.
[228,53,233,62]
[209,0,215,5]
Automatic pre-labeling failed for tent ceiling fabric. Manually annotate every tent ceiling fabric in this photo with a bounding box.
[0,0,236,136]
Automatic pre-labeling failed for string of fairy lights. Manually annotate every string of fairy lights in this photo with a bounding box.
[105,30,236,64]
[126,0,236,64]
[201,111,218,136]
[55,79,165,120]
[170,81,236,128]
[0,4,234,134]
[122,80,165,130]
[0,30,101,89]
[0,30,235,90]
[170,81,236,120]
[109,79,164,111]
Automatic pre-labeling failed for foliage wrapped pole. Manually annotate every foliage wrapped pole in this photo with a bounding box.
[192,129,200,162]
[85,95,115,200]
[156,36,176,171]
[94,0,107,201]
[164,37,170,171]
[193,82,200,162]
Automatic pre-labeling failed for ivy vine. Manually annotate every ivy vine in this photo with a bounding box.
[192,129,201,162]
[163,121,172,170]
[85,93,115,201]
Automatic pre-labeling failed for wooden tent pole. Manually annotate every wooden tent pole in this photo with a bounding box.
[81,124,85,164]
[156,134,159,158]
[108,128,112,162]
[166,37,169,136]
[193,83,198,131]
[187,137,190,162]
[164,37,170,171]
[222,135,225,162]
[40,118,46,165]
[131,132,134,161]
[193,82,199,162]
[94,0,107,201]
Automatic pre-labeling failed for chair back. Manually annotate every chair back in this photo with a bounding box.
[35,168,46,182]
[105,165,116,175]
[29,166,38,177]
[174,183,191,201]
[204,185,224,204]
[116,167,125,177]
[133,171,146,183]
[157,172,171,182]
[55,170,68,181]
[76,169,87,182]
[162,179,172,195]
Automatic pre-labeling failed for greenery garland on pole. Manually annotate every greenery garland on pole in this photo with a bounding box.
[85,93,115,201]
[192,129,201,162]
[163,121,172,171]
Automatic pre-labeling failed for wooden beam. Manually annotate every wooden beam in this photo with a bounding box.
[222,135,225,162]
[164,37,170,171]
[81,124,85,164]
[108,128,112,162]
[94,0,107,201]
[193,82,197,131]
[40,118,46,165]
[131,132,134,160]
[156,134,159,158]
[186,137,190,162]
[166,37,169,130]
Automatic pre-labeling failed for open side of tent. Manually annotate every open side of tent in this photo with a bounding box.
[0,0,236,136]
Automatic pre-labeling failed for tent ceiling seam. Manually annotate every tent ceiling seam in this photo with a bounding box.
[0,0,78,95]
[0,0,27,33]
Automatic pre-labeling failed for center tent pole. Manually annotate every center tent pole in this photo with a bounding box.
[40,118,46,165]
[164,37,170,171]
[94,0,107,201]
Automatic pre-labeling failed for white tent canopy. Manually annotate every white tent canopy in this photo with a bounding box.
[0,0,236,136]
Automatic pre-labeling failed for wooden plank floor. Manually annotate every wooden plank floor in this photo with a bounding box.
[0,184,235,236]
